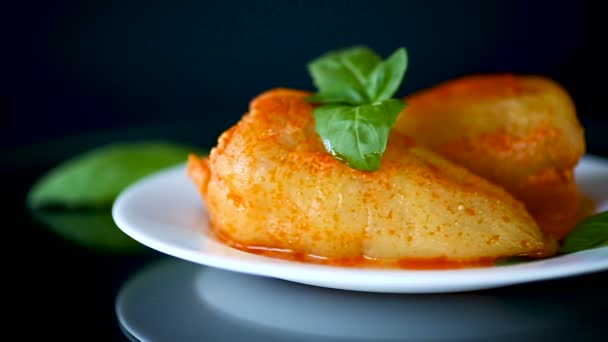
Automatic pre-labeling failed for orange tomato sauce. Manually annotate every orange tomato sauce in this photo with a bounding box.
[208,196,596,270]
[210,227,496,270]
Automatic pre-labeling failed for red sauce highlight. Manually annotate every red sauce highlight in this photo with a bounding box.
[207,197,597,270]
[211,227,496,270]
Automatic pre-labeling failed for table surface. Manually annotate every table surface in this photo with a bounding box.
[5,121,608,341]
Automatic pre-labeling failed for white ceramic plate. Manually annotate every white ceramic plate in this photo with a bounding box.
[112,155,608,293]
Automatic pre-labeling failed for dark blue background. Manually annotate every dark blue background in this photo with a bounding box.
[2,0,606,152]
[2,2,607,340]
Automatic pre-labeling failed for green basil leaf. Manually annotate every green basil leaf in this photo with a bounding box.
[313,99,406,171]
[307,46,410,171]
[31,209,145,254]
[366,48,408,102]
[28,141,203,209]
[559,211,608,253]
[307,46,381,104]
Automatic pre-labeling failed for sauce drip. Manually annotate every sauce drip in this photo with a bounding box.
[208,196,597,270]
[211,228,496,270]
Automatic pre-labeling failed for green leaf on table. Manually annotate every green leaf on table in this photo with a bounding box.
[314,99,406,171]
[27,141,203,209]
[31,209,145,254]
[559,211,608,253]
[26,141,205,254]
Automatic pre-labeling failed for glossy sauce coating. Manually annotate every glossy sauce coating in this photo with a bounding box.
[211,225,496,269]
[208,196,594,270]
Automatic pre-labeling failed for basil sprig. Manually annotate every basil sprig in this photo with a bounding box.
[307,46,408,171]
[314,99,405,171]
